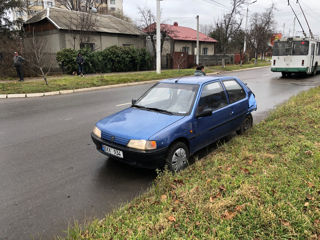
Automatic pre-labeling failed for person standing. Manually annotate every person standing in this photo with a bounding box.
[76,53,85,77]
[194,65,206,76]
[13,52,25,82]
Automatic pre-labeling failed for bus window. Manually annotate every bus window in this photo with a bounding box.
[292,41,309,55]
[273,42,292,56]
[317,43,320,55]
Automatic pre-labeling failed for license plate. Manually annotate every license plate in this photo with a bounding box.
[102,145,123,158]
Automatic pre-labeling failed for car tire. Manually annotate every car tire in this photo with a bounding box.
[166,142,189,172]
[237,113,253,135]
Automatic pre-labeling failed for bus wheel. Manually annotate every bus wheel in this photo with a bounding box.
[281,72,287,78]
[312,64,318,76]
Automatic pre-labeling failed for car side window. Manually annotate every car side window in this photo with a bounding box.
[197,82,228,114]
[223,80,246,104]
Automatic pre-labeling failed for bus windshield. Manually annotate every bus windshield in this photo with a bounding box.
[273,41,309,56]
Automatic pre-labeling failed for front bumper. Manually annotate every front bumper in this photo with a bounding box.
[91,133,167,169]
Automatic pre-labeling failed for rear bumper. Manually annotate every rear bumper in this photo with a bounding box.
[91,133,167,169]
[271,67,308,73]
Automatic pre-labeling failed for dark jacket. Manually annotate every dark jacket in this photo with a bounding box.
[194,70,206,76]
[76,55,84,65]
[13,56,24,67]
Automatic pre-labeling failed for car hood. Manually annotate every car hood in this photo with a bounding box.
[96,107,185,140]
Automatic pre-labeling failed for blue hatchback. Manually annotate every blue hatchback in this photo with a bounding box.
[91,76,257,172]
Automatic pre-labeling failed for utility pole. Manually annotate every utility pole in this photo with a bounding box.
[196,15,199,65]
[242,0,256,65]
[156,0,162,74]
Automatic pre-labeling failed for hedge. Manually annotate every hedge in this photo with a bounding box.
[56,46,153,74]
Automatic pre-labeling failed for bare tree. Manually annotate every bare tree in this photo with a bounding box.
[62,10,97,50]
[56,0,99,12]
[210,0,246,67]
[247,4,275,63]
[26,29,56,85]
[138,7,172,57]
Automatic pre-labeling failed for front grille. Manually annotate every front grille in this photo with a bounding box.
[101,131,129,146]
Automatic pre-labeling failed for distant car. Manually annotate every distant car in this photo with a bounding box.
[91,76,257,172]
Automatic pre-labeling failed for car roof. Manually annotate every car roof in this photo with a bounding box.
[159,76,238,86]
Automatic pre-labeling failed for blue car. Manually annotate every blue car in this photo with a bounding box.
[91,76,257,172]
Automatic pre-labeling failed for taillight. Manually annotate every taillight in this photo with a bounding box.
[273,60,276,66]
[302,60,305,66]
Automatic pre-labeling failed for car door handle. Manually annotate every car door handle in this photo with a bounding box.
[230,111,234,116]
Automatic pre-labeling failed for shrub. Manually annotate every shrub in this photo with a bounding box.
[56,46,153,74]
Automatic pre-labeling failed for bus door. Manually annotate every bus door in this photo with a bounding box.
[311,43,315,68]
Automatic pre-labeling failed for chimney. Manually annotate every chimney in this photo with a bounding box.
[173,22,178,27]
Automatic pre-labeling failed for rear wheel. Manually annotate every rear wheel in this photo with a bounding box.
[237,114,253,135]
[312,64,318,76]
[166,142,189,172]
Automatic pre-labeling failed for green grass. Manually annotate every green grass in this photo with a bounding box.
[58,86,320,240]
[0,62,270,94]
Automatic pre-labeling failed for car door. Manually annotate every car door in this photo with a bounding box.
[191,81,232,152]
[222,79,248,131]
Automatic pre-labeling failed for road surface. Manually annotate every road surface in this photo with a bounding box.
[0,67,319,240]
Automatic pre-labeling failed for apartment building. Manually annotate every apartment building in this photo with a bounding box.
[95,0,123,14]
[12,0,56,23]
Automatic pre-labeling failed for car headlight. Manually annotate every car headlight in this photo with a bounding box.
[127,140,157,150]
[93,126,101,138]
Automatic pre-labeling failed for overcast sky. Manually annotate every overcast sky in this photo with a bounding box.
[123,0,320,37]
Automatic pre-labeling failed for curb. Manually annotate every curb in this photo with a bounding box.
[0,66,270,100]
[0,80,160,99]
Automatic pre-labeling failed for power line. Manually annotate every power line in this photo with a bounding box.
[201,0,230,10]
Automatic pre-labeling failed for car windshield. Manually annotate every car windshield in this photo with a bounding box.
[134,83,199,115]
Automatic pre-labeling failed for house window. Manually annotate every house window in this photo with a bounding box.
[47,1,53,7]
[110,7,116,11]
[202,48,208,55]
[110,0,115,4]
[182,47,189,54]
[80,43,95,51]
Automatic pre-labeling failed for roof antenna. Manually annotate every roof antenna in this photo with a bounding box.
[287,0,307,38]
[296,0,314,39]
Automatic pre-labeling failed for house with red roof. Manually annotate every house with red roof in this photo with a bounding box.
[145,22,217,69]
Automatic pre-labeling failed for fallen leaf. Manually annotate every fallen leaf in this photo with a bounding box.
[223,210,237,220]
[240,168,250,174]
[282,220,291,227]
[304,202,310,207]
[161,195,167,201]
[168,216,176,222]
[305,150,313,156]
[308,182,315,188]
[174,200,180,204]
[235,205,245,212]
[219,185,226,192]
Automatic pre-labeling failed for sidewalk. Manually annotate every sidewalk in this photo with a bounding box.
[0,66,269,99]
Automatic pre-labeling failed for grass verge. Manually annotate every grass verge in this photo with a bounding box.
[59,86,320,239]
[0,62,270,94]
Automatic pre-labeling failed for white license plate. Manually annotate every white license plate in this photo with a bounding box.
[102,145,123,158]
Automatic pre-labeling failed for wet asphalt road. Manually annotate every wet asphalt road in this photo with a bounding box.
[0,67,319,240]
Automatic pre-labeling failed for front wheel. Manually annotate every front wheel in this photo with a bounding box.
[237,113,253,135]
[166,142,189,172]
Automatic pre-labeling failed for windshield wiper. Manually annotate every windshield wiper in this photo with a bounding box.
[132,105,173,115]
[146,107,174,115]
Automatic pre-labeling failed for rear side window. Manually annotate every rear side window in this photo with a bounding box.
[197,82,228,113]
[223,80,246,104]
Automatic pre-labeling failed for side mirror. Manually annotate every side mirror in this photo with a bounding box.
[196,108,212,118]
[132,99,137,105]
